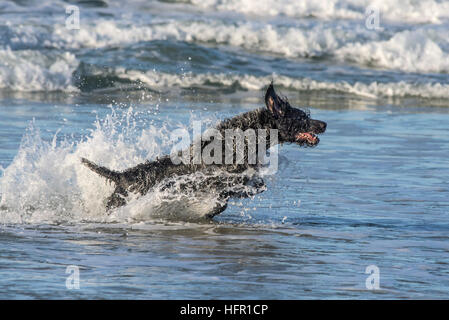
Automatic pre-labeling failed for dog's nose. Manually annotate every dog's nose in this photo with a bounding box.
[320,121,327,132]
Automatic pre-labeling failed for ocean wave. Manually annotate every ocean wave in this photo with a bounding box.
[336,29,449,74]
[116,69,449,99]
[4,0,449,25]
[1,54,449,99]
[6,19,361,55]
[0,48,79,92]
[4,18,448,74]
[187,0,449,24]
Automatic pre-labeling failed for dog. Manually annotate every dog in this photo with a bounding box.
[81,83,327,217]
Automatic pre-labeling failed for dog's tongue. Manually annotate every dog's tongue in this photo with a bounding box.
[296,132,317,144]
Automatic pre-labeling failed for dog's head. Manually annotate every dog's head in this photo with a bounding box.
[265,84,326,146]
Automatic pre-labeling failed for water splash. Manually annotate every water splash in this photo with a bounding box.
[0,107,262,224]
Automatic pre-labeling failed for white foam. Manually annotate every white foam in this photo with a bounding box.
[189,0,449,24]
[117,69,449,99]
[32,19,449,74]
[0,48,79,92]
[0,109,150,223]
[4,0,449,25]
[46,19,360,58]
[336,29,449,73]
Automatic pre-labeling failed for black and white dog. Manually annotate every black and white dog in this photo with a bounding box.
[81,83,326,217]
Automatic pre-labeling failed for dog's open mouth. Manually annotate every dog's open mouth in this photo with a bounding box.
[295,132,319,146]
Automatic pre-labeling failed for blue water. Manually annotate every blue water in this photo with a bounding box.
[1,0,449,299]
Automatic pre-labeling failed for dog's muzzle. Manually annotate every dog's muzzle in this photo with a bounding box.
[295,132,319,146]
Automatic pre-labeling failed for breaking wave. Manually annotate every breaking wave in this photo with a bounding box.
[187,0,449,24]
[5,19,449,73]
[0,0,448,97]
[0,48,79,92]
[115,70,449,99]
[2,55,449,98]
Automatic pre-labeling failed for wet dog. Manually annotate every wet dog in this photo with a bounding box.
[81,83,326,217]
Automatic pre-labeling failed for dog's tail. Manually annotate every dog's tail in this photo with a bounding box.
[81,158,120,184]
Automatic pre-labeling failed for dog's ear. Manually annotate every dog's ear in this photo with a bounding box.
[265,83,284,117]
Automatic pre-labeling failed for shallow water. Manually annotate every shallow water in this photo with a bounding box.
[1,98,448,299]
[1,0,449,299]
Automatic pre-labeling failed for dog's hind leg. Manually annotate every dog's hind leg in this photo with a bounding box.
[105,186,128,211]
[82,158,131,210]
[206,199,229,218]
